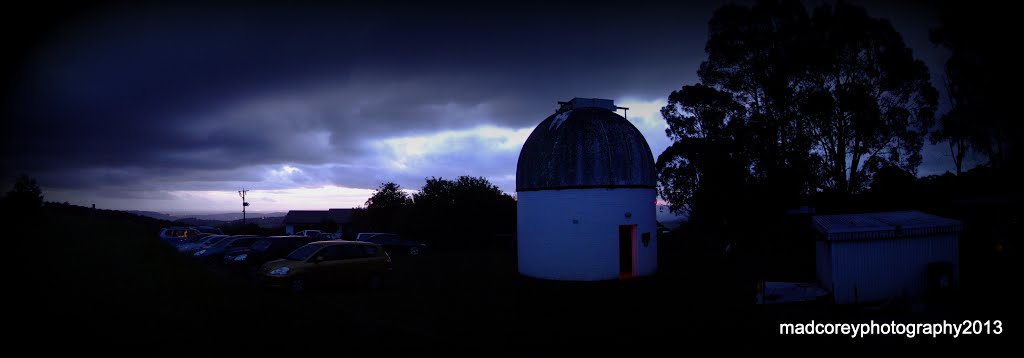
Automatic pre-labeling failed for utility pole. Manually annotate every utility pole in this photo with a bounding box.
[239,189,250,226]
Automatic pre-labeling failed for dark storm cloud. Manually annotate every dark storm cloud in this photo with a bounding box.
[4,1,716,196]
[2,0,954,209]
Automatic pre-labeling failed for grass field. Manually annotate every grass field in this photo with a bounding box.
[11,209,1013,354]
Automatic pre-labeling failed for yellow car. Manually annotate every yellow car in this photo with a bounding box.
[259,240,391,292]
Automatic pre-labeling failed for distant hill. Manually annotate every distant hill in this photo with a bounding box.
[130,211,182,221]
[46,203,174,232]
[656,205,687,229]
[659,218,687,230]
[129,211,177,221]
[173,216,284,229]
[181,212,288,222]
[130,211,287,228]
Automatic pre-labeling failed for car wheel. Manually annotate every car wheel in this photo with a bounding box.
[409,246,420,256]
[290,276,307,294]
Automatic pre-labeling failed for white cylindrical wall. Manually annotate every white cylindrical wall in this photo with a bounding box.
[517,188,657,281]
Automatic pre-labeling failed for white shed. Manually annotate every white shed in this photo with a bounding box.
[813,211,962,304]
[516,98,658,281]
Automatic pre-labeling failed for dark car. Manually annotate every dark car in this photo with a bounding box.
[159,227,202,246]
[314,232,341,240]
[223,236,319,272]
[192,235,263,264]
[355,233,426,256]
[194,226,224,235]
[176,232,211,246]
[178,234,230,255]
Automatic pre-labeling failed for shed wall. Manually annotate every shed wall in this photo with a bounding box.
[826,233,959,304]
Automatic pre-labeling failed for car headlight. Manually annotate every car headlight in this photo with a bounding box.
[234,254,247,262]
[269,267,290,276]
[194,249,206,256]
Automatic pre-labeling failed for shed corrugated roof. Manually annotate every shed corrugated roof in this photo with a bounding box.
[283,209,353,224]
[812,211,962,241]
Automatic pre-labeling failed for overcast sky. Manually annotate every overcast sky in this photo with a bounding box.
[1,1,967,213]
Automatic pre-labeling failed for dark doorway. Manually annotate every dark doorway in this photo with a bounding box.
[619,224,636,279]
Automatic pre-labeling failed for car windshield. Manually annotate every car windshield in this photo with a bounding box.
[356,234,377,242]
[184,235,208,244]
[228,238,257,248]
[204,236,227,245]
[286,244,322,261]
[283,240,308,251]
[213,237,239,248]
[252,239,272,251]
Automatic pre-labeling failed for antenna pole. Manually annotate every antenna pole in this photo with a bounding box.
[238,189,249,226]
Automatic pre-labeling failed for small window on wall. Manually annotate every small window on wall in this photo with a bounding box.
[642,232,651,247]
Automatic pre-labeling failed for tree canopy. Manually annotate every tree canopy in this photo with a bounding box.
[362,182,412,233]
[412,176,515,246]
[930,2,1018,173]
[354,177,515,247]
[365,182,412,210]
[658,0,938,219]
[4,174,44,210]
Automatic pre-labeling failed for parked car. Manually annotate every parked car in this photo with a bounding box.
[193,235,263,264]
[223,235,319,272]
[314,232,342,240]
[173,232,211,249]
[159,227,202,245]
[177,234,230,255]
[194,226,224,235]
[259,241,391,293]
[355,233,427,256]
[299,230,322,238]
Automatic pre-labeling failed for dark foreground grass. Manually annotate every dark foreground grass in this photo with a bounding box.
[11,211,1014,355]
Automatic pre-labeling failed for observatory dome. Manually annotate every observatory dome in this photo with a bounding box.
[516,98,656,192]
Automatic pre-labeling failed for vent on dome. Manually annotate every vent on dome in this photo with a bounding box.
[557,98,615,111]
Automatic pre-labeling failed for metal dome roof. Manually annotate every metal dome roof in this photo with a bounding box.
[516,98,656,192]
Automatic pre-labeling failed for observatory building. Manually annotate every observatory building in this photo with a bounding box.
[516,98,658,281]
